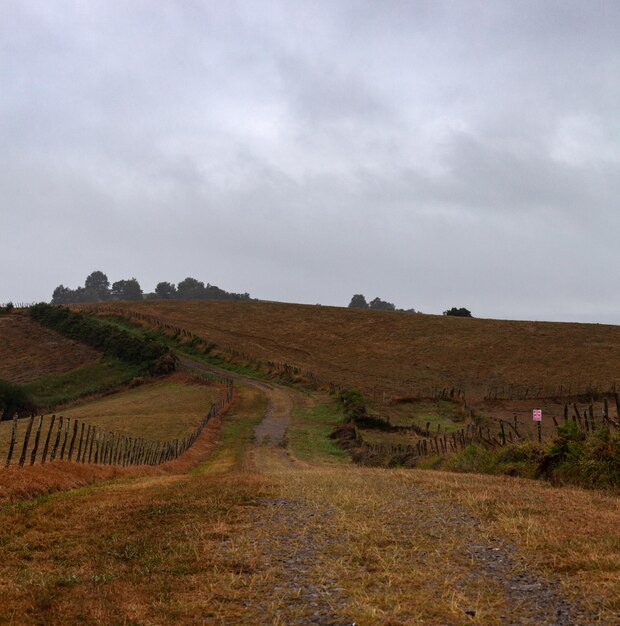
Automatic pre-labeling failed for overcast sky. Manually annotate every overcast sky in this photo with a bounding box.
[2,1,620,322]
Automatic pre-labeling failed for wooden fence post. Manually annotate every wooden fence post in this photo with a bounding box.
[29,416,44,465]
[41,415,56,465]
[50,416,64,461]
[18,415,35,467]
[81,424,91,463]
[68,420,79,461]
[5,415,18,467]
[60,417,71,459]
[87,427,95,463]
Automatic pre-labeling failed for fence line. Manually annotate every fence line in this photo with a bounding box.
[353,395,619,463]
[484,382,620,401]
[83,305,345,394]
[3,380,233,469]
[0,302,37,309]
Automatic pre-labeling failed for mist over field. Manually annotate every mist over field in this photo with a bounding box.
[2,1,620,322]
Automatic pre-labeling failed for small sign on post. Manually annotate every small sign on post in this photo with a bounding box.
[533,409,542,443]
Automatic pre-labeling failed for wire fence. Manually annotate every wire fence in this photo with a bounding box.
[2,380,233,469]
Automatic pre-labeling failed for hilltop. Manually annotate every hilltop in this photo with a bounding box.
[83,299,620,399]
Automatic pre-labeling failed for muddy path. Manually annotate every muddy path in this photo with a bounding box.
[178,354,298,468]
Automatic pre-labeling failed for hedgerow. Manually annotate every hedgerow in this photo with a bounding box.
[29,304,175,375]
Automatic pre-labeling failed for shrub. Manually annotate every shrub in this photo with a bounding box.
[337,388,368,421]
[443,307,472,317]
[0,378,36,420]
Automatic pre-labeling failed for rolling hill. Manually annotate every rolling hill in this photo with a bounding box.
[84,299,620,400]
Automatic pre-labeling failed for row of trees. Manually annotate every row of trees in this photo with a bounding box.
[347,294,472,317]
[348,294,400,312]
[51,272,251,305]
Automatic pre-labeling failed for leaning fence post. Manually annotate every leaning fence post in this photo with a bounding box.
[68,420,79,461]
[60,417,71,460]
[50,415,64,461]
[94,431,100,464]
[41,415,56,465]
[81,424,91,463]
[5,414,18,467]
[29,416,44,465]
[18,415,35,467]
[87,427,95,463]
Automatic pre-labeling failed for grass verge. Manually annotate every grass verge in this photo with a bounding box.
[20,358,141,410]
[288,395,350,464]
[196,383,267,475]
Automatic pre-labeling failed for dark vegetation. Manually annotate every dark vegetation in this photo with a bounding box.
[20,360,144,411]
[51,271,251,304]
[0,378,36,420]
[443,421,620,489]
[347,294,415,312]
[443,307,472,317]
[333,385,620,490]
[0,305,180,418]
[0,302,14,315]
[29,304,175,375]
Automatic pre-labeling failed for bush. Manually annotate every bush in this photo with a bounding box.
[0,302,14,315]
[443,307,472,317]
[337,388,368,421]
[537,421,620,488]
[0,378,36,420]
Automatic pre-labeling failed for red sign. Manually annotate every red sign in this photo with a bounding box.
[533,409,542,422]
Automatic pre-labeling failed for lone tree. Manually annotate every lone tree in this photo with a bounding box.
[443,307,472,317]
[348,294,369,309]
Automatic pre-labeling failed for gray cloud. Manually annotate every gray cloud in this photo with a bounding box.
[1,1,620,322]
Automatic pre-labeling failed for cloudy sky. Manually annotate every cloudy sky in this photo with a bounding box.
[2,1,619,322]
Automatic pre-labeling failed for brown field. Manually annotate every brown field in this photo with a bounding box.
[86,300,620,402]
[0,374,224,466]
[0,314,101,384]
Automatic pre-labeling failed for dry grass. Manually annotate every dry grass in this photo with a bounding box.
[401,470,620,617]
[2,464,616,624]
[0,379,617,624]
[0,315,100,384]
[87,300,620,401]
[60,373,222,441]
[0,374,225,466]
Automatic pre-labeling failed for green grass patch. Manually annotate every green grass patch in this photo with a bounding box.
[289,397,349,464]
[21,358,141,409]
[95,315,275,380]
[374,399,465,433]
[196,384,267,474]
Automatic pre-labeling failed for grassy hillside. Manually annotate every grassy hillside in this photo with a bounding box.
[0,314,100,384]
[0,374,224,465]
[85,300,620,400]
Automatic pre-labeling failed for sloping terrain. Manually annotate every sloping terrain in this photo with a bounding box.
[0,305,618,623]
[87,300,620,399]
[0,373,617,624]
[0,314,101,384]
[0,373,224,465]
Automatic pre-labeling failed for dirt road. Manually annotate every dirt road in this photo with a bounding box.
[0,358,616,624]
